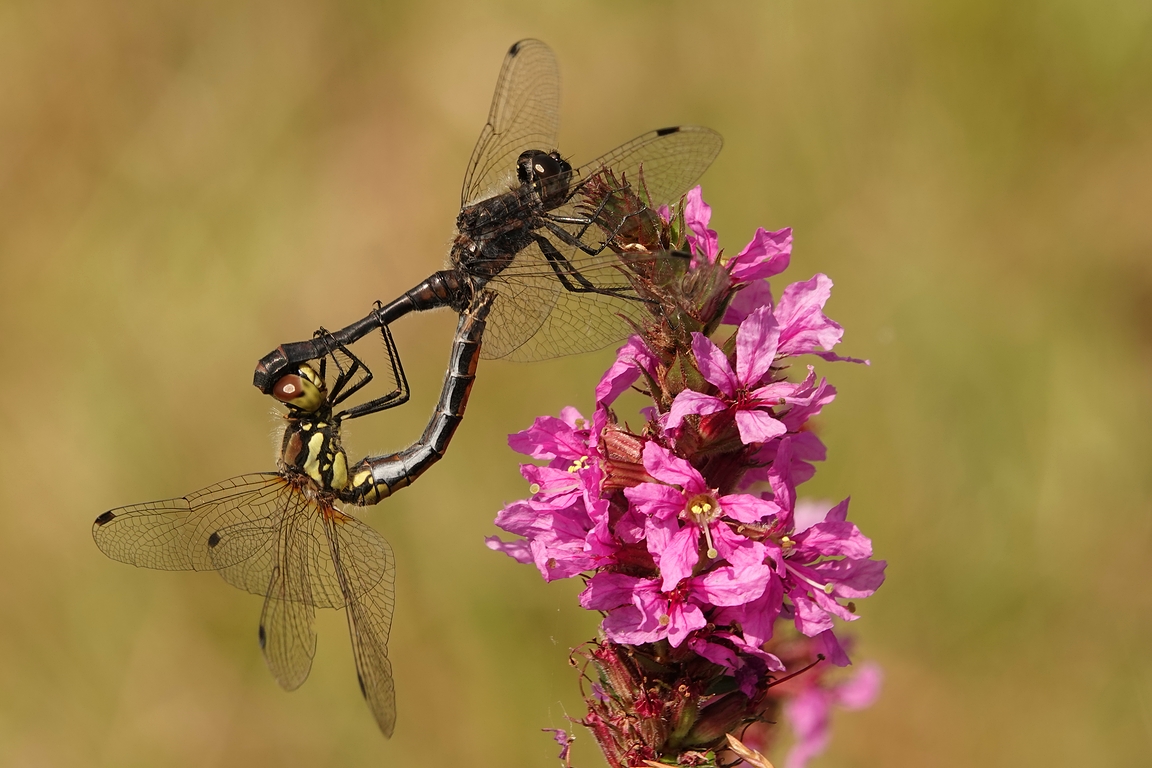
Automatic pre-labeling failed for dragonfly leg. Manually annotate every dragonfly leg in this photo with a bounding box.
[335,325,411,421]
[531,232,638,300]
[311,327,372,407]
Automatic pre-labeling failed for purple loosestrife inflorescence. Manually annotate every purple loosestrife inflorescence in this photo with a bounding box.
[487,185,885,768]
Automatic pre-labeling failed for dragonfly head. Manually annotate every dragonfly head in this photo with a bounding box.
[271,364,327,414]
[517,150,572,203]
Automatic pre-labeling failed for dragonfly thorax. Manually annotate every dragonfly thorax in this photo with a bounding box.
[280,416,350,493]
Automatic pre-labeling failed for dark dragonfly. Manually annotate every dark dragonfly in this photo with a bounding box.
[252,38,722,502]
[92,326,424,737]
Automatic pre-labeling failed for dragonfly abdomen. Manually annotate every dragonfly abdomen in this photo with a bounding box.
[342,291,496,505]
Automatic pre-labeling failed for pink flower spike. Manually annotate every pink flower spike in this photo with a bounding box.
[486,187,883,766]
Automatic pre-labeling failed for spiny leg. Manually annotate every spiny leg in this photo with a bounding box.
[335,325,411,422]
[531,233,640,301]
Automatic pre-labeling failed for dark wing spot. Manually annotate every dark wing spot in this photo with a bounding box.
[207,531,221,547]
[258,624,266,649]
[357,671,367,698]
[509,40,524,55]
[94,511,115,526]
[656,126,681,136]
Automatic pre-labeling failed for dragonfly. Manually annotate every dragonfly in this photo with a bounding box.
[92,324,424,737]
[252,38,722,502]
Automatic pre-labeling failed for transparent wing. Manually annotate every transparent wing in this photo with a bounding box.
[259,570,316,691]
[570,126,723,210]
[93,474,289,573]
[461,38,560,206]
[478,240,669,361]
[255,500,341,691]
[323,508,397,738]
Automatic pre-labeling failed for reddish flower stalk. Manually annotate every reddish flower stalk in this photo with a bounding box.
[488,185,883,767]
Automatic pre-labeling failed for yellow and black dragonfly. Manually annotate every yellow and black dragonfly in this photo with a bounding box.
[93,328,410,737]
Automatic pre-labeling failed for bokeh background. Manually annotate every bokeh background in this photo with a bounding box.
[2,1,1150,766]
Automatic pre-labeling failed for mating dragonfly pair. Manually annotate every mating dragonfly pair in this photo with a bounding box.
[93,39,722,737]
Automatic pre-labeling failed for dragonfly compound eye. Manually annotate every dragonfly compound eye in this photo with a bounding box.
[516,150,563,184]
[531,152,563,179]
[272,372,323,412]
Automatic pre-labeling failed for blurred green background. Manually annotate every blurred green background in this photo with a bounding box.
[2,1,1150,766]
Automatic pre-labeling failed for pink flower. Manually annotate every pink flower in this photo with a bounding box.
[666,307,796,445]
[488,185,882,765]
[486,407,615,580]
[777,498,887,649]
[580,563,773,648]
[683,187,792,282]
[624,442,781,590]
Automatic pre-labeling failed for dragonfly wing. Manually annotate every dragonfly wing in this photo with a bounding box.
[476,240,559,360]
[572,126,723,208]
[461,39,561,206]
[258,568,317,691]
[93,473,287,576]
[322,508,397,737]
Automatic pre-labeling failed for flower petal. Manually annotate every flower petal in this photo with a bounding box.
[665,390,727,431]
[728,226,792,282]
[595,336,656,406]
[665,600,707,647]
[717,492,781,524]
[484,536,533,564]
[735,306,780,386]
[641,441,706,491]
[696,563,773,606]
[624,482,687,521]
[775,274,845,357]
[735,408,788,445]
[724,279,776,325]
[579,572,644,610]
[684,186,719,264]
[648,520,700,592]
[601,604,665,645]
[836,663,883,708]
[791,592,834,636]
[690,332,738,396]
[507,411,589,464]
[793,521,873,559]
